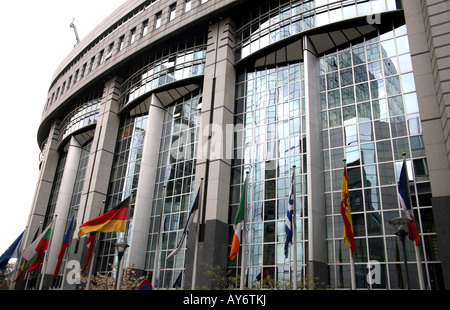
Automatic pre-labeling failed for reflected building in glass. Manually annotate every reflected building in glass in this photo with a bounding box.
[18,0,450,290]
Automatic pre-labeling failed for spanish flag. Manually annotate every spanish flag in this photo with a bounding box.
[340,161,356,256]
[78,197,130,238]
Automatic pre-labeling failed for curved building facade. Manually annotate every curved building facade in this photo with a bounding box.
[16,0,450,290]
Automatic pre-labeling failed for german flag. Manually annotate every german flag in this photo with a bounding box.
[78,197,130,238]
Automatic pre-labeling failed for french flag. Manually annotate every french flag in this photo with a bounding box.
[398,160,420,246]
[284,172,294,258]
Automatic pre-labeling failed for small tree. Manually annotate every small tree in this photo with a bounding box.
[80,264,145,290]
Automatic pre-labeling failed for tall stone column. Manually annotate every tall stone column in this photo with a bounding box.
[126,94,165,273]
[402,0,450,289]
[303,35,328,289]
[12,121,60,290]
[69,76,123,274]
[185,17,236,289]
[42,136,82,288]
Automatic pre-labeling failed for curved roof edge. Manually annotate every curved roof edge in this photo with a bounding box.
[50,0,143,84]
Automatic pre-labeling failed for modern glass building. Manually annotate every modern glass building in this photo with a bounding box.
[15,0,450,290]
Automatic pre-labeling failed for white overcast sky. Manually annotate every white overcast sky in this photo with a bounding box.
[0,0,127,257]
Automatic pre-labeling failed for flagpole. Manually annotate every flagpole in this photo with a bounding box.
[402,152,425,290]
[9,226,26,290]
[343,158,356,290]
[152,185,166,289]
[240,171,249,290]
[191,178,203,289]
[115,190,134,290]
[292,165,297,290]
[86,201,104,290]
[25,222,42,289]
[60,208,78,289]
[39,215,57,290]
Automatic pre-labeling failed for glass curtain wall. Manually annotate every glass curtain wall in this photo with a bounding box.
[321,24,442,289]
[231,62,306,288]
[95,114,148,275]
[145,89,201,288]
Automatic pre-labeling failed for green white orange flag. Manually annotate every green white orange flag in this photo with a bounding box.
[229,175,248,261]
[340,162,356,255]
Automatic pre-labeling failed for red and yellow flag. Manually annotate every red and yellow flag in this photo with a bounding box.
[340,162,356,256]
[78,197,130,238]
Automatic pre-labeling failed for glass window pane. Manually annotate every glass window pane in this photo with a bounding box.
[356,83,370,102]
[352,47,366,65]
[396,36,410,55]
[401,73,416,93]
[381,39,396,58]
[376,140,393,162]
[366,43,380,62]
[329,108,342,127]
[386,76,401,95]
[404,93,419,114]
[365,188,380,211]
[342,86,355,105]
[410,136,426,157]
[354,65,368,83]
[374,119,391,140]
[339,50,352,68]
[328,90,341,108]
[363,165,378,187]
[390,116,407,137]
[357,102,372,121]
[370,79,385,99]
[372,99,388,119]
[359,122,374,143]
[379,162,395,185]
[368,61,383,79]
[388,95,404,116]
[340,68,353,86]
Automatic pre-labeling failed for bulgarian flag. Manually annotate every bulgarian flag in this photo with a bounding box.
[340,162,356,256]
[229,175,248,261]
[78,197,130,238]
[22,220,55,273]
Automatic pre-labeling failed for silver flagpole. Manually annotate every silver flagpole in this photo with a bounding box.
[239,171,249,290]
[115,190,134,290]
[39,215,57,290]
[86,200,105,290]
[191,178,203,289]
[292,165,297,290]
[60,208,78,289]
[402,152,425,290]
[152,185,166,289]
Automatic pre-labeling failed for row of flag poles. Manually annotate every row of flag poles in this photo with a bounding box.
[1,154,423,290]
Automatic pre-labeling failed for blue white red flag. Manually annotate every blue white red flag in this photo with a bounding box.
[284,172,294,258]
[398,160,420,246]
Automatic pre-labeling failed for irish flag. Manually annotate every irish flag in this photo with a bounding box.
[229,176,248,261]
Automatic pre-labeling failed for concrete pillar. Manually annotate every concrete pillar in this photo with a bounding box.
[42,137,82,288]
[70,76,122,268]
[303,36,328,288]
[185,17,236,289]
[12,121,61,290]
[126,94,165,272]
[402,0,450,289]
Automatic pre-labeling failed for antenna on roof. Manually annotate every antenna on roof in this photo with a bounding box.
[70,18,81,46]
